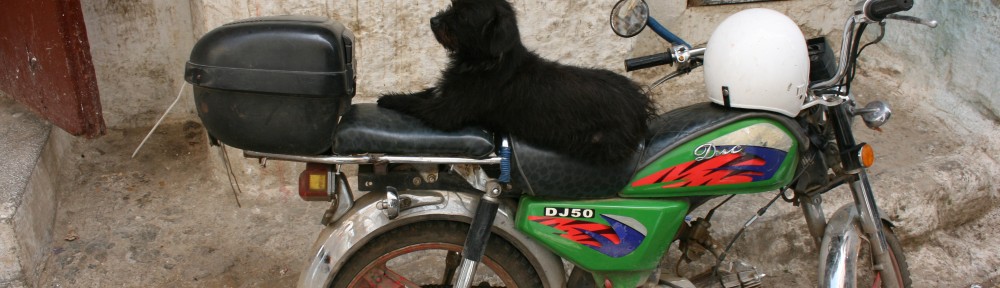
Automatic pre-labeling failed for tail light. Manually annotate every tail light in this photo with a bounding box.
[299,163,334,201]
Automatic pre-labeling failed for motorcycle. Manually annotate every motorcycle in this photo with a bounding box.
[183,0,937,287]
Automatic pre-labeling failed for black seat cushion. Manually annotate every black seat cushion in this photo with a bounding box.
[333,104,495,158]
[511,137,641,199]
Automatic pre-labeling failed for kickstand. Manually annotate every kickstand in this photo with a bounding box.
[218,144,243,208]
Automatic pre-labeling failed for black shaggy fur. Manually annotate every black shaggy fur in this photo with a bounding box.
[377,0,654,164]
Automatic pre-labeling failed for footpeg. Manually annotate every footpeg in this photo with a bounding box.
[718,260,765,288]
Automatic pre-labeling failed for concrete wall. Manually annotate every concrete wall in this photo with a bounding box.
[80,1,196,128]
[635,0,853,111]
[83,0,635,130]
[879,1,1000,120]
[79,0,997,133]
[76,0,1000,285]
[643,0,1000,218]
[641,1,1000,285]
[188,0,635,103]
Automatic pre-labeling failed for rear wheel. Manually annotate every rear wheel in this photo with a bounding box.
[857,224,911,288]
[329,221,543,288]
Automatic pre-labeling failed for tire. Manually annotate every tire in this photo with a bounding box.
[329,221,543,288]
[567,266,597,287]
[856,224,912,288]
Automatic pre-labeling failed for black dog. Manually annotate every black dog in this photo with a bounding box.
[378,0,653,164]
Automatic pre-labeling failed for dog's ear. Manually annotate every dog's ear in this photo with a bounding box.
[485,3,518,57]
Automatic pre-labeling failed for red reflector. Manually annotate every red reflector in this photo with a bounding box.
[298,163,333,201]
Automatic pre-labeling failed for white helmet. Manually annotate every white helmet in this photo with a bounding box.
[703,8,809,117]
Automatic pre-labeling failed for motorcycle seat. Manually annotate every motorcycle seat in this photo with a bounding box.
[511,138,640,199]
[333,104,495,158]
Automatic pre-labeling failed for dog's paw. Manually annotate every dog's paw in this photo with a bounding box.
[377,94,419,112]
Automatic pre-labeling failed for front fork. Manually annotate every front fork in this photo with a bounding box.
[810,104,901,288]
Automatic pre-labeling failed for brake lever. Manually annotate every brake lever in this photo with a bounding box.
[885,14,938,28]
[647,69,686,92]
[643,46,704,92]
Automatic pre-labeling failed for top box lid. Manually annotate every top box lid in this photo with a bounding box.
[185,16,355,97]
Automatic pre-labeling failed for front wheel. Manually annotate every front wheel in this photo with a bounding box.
[856,224,912,288]
[329,221,543,288]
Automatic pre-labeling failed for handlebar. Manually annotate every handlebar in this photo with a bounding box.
[624,52,673,71]
[864,0,914,21]
[622,0,924,92]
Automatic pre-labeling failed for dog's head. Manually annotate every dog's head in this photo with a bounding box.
[431,0,521,59]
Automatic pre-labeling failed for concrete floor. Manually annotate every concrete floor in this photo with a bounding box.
[36,121,328,287]
[31,92,1000,287]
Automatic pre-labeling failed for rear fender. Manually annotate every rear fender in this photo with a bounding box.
[297,190,565,288]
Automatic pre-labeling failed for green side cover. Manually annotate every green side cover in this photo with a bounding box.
[515,197,688,274]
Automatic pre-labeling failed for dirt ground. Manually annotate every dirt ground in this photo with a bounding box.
[35,76,1000,287]
[36,121,329,287]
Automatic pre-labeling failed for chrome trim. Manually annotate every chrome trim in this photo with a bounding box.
[297,190,565,288]
[810,16,858,90]
[687,47,706,58]
[819,202,900,288]
[860,0,877,23]
[885,14,939,28]
[855,101,892,129]
[375,187,401,219]
[378,156,502,165]
[328,172,354,224]
[454,258,479,288]
[819,204,861,288]
[802,94,850,110]
[243,150,502,165]
[244,150,371,164]
[848,169,901,288]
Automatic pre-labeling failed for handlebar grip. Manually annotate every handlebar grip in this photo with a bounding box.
[866,0,914,21]
[625,52,673,72]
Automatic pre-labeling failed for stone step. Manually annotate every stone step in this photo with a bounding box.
[1,96,66,287]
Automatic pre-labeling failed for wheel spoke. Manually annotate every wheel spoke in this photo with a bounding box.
[358,263,423,288]
[338,222,542,288]
[382,266,424,288]
[442,250,462,285]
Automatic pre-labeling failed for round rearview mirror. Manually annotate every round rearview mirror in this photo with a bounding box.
[610,0,649,38]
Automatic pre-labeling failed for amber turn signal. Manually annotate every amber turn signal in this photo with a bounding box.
[859,143,875,168]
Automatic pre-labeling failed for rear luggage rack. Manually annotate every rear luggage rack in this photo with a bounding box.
[243,150,502,165]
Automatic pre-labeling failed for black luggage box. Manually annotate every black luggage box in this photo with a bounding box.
[185,16,355,155]
[807,37,836,83]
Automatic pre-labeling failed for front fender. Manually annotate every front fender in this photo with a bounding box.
[818,204,896,288]
[818,204,862,288]
[297,190,565,288]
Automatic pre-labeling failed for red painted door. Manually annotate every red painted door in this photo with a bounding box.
[0,0,105,138]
